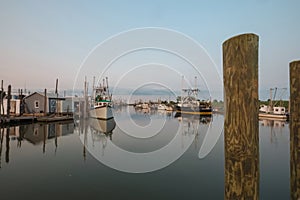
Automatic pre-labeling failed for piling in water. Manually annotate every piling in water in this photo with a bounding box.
[7,85,11,121]
[290,60,300,199]
[223,33,259,199]
[44,89,47,116]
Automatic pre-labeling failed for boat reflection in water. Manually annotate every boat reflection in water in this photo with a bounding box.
[260,119,288,145]
[89,117,116,140]
[80,117,116,158]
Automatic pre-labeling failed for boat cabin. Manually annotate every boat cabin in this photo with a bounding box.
[259,104,286,115]
[273,106,286,115]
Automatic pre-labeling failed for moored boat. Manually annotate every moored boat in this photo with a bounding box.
[176,76,212,116]
[259,88,288,121]
[90,77,113,120]
[157,104,167,110]
[259,105,288,120]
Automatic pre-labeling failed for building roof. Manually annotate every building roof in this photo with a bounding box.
[24,92,66,100]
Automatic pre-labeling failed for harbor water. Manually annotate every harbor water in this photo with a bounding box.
[0,106,290,199]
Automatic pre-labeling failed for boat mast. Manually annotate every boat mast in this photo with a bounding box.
[106,77,110,100]
[269,88,273,109]
[92,76,95,90]
[194,76,198,99]
[181,75,184,103]
[92,76,95,104]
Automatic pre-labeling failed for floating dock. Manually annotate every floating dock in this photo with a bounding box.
[1,114,73,125]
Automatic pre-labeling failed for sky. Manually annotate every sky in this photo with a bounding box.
[0,0,299,100]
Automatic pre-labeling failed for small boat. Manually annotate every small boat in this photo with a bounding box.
[89,77,113,120]
[157,104,167,110]
[142,103,150,109]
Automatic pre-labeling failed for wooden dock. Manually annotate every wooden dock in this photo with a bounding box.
[1,114,73,125]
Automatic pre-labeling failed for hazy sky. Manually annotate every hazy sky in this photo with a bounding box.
[1,0,299,98]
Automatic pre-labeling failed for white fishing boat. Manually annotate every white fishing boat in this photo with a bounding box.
[90,77,113,120]
[259,88,288,120]
[259,105,288,120]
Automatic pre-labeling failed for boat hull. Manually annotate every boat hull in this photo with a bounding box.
[176,106,212,116]
[90,106,113,120]
[259,113,287,120]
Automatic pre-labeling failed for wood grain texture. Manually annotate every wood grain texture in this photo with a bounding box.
[223,33,259,200]
[290,60,300,200]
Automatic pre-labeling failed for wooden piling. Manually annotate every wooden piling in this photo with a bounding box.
[44,89,47,116]
[7,85,11,119]
[20,89,24,115]
[223,33,259,199]
[84,77,88,119]
[55,79,59,116]
[0,80,3,121]
[290,60,300,199]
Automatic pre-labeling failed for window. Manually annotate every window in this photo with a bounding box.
[34,100,39,108]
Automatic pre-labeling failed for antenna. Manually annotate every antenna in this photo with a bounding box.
[194,76,199,97]
[92,76,95,90]
[103,78,105,91]
[181,75,184,102]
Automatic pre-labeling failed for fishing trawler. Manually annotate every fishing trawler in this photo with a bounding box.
[259,105,288,120]
[259,88,288,121]
[176,76,212,116]
[90,77,113,120]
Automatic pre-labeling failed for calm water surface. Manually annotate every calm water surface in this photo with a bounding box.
[0,107,291,199]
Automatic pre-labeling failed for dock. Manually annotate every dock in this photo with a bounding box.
[1,114,73,126]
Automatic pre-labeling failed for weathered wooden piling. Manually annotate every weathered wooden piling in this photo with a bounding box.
[223,33,259,199]
[19,89,24,115]
[7,85,11,119]
[290,60,300,200]
[44,89,47,116]
[83,77,88,119]
[0,80,3,122]
[55,78,59,116]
